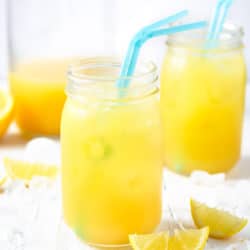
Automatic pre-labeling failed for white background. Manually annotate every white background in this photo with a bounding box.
[0,0,249,83]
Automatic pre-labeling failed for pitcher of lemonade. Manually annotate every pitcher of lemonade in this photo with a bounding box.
[7,0,110,135]
[161,23,246,174]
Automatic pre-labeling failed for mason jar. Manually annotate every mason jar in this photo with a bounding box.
[161,23,247,174]
[7,0,110,136]
[61,57,163,246]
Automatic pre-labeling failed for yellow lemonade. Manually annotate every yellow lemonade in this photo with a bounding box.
[161,46,246,174]
[61,58,163,245]
[9,59,71,135]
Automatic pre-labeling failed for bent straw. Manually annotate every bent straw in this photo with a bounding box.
[142,21,208,43]
[117,10,189,88]
[206,0,234,48]
[211,0,233,41]
[207,0,226,42]
[117,20,207,89]
[138,10,188,36]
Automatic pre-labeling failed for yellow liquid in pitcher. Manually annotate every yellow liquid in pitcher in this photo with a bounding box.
[61,95,163,245]
[161,49,246,174]
[9,59,71,135]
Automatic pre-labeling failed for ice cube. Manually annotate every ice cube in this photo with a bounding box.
[24,137,60,166]
[190,170,225,186]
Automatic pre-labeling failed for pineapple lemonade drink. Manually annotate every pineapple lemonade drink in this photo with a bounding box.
[61,58,163,245]
[9,59,72,135]
[161,24,246,174]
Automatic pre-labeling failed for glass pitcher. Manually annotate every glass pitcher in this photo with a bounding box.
[7,0,113,136]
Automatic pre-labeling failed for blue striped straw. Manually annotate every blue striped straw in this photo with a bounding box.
[206,0,234,48]
[137,10,188,37]
[142,21,208,43]
[117,10,189,88]
[117,20,207,89]
[212,0,233,40]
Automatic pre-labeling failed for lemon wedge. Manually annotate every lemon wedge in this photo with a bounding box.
[190,198,248,239]
[3,157,58,181]
[129,232,169,250]
[168,227,209,250]
[0,89,14,138]
[0,164,7,186]
[0,176,7,186]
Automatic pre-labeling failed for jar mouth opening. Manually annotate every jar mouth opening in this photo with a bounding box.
[68,57,157,82]
[67,57,158,101]
[167,22,243,49]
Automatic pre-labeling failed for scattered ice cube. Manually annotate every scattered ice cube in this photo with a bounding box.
[24,137,60,166]
[29,176,56,189]
[3,137,60,167]
[207,239,250,250]
[191,170,225,186]
[7,229,25,250]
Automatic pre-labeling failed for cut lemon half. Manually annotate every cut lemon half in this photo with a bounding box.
[129,232,169,250]
[3,157,58,181]
[168,227,209,250]
[0,90,14,138]
[190,198,248,239]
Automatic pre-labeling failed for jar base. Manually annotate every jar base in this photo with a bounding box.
[57,221,132,250]
[86,242,131,250]
[164,157,240,175]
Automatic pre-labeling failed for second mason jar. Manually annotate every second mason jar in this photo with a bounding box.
[161,23,247,174]
[61,57,163,246]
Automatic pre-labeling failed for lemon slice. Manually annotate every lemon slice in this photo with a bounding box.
[168,227,209,250]
[0,164,7,186]
[190,198,248,239]
[3,157,58,181]
[0,89,14,138]
[0,176,7,186]
[129,232,169,250]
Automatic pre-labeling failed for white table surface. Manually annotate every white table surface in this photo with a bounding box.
[0,86,250,250]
